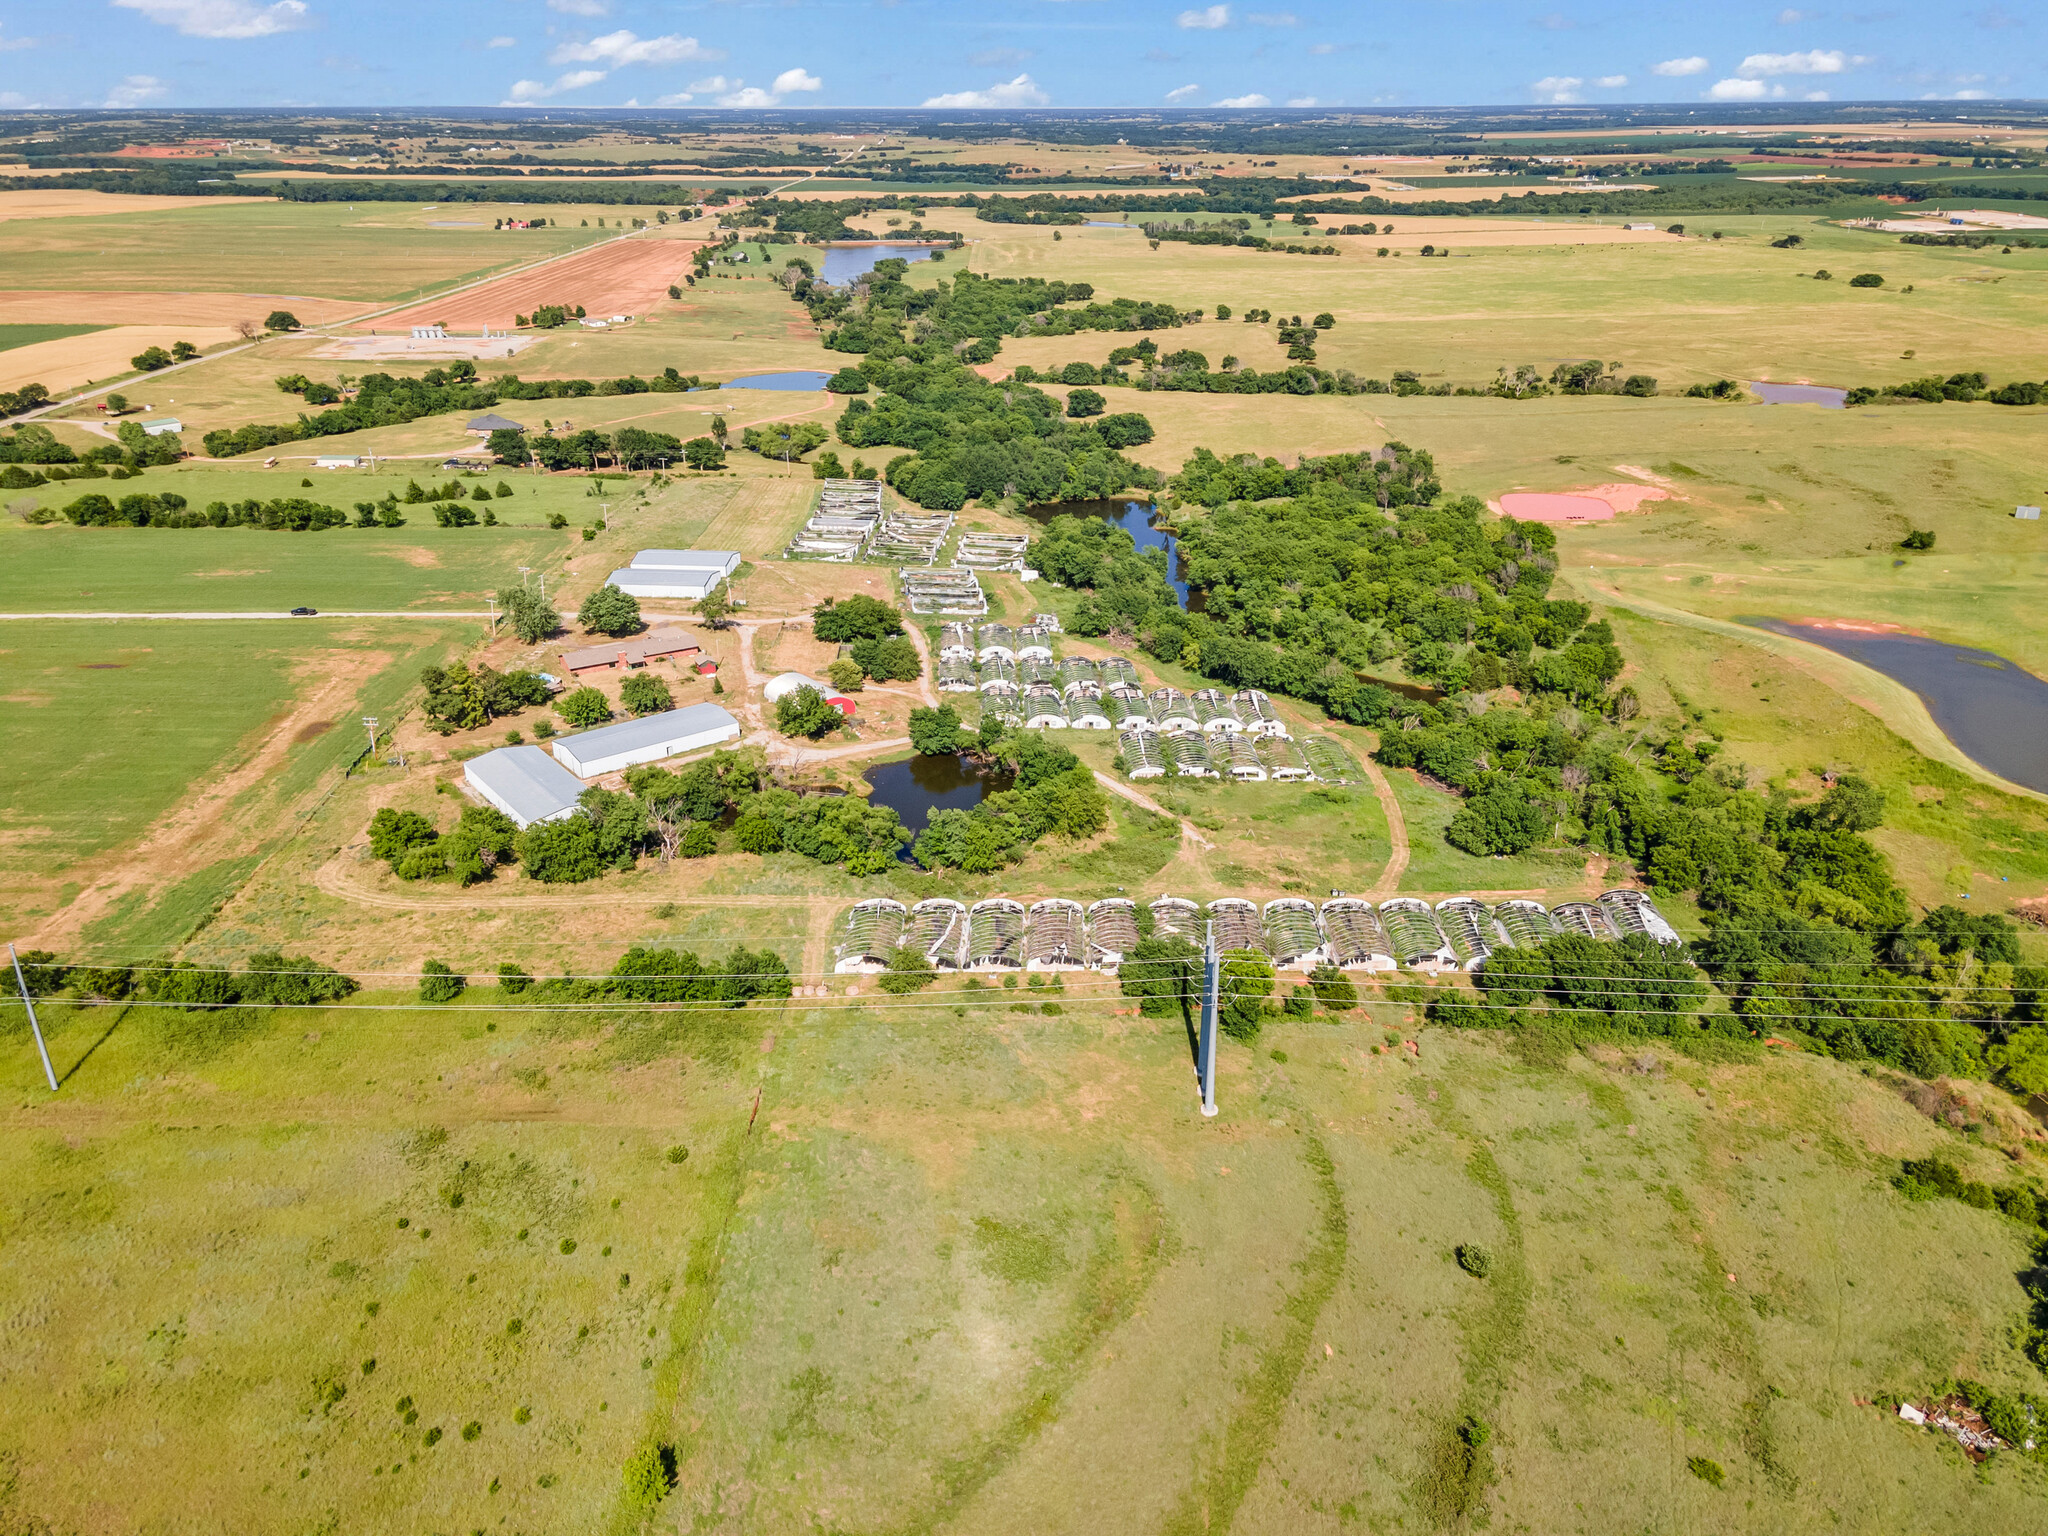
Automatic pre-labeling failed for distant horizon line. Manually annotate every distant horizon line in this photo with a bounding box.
[1,100,2043,117]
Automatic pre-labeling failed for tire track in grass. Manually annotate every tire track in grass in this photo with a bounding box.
[613,1113,755,1535]
[898,1166,1174,1536]
[1161,1127,1348,1536]
[1416,1086,1531,1531]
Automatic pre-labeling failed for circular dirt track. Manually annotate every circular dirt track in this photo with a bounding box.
[363,235,706,332]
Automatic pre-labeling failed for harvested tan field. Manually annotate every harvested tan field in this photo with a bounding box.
[0,189,252,221]
[0,325,241,395]
[0,290,368,326]
[364,235,705,332]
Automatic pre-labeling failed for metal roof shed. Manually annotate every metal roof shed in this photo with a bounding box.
[464,744,587,829]
[551,703,740,777]
[631,549,741,576]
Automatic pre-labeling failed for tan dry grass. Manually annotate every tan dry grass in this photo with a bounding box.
[0,289,368,326]
[0,324,243,395]
[0,188,252,221]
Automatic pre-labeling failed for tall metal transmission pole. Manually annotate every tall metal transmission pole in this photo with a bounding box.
[9,943,57,1092]
[1199,920,1219,1117]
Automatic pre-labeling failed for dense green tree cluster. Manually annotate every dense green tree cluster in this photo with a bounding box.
[201,366,715,460]
[1026,516,1182,637]
[419,662,550,733]
[832,356,1159,508]
[369,803,520,884]
[60,491,358,530]
[14,949,356,1008]
[909,733,1108,872]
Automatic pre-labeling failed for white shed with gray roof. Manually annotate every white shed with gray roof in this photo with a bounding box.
[463,744,587,829]
[550,702,741,777]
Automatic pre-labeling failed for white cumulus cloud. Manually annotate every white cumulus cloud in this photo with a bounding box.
[1596,74,1628,88]
[1531,75,1583,103]
[688,74,733,94]
[503,69,608,103]
[1652,56,1709,76]
[716,86,779,107]
[1737,48,1864,76]
[650,92,692,106]
[103,73,168,106]
[921,73,1050,108]
[772,67,822,94]
[1213,92,1270,107]
[112,0,312,39]
[1178,6,1230,29]
[1165,82,1201,102]
[1285,95,1318,106]
[484,34,515,49]
[550,31,720,68]
[1706,77,1771,100]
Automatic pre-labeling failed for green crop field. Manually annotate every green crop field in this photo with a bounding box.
[0,322,108,352]
[3,986,2045,1535]
[0,618,457,927]
[0,201,616,302]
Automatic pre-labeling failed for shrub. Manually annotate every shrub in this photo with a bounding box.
[556,686,612,727]
[1900,528,1936,551]
[514,1405,532,1424]
[559,1237,577,1254]
[462,1421,482,1441]
[423,1426,443,1447]
[1849,272,1884,287]
[622,1442,679,1511]
[680,822,717,857]
[1455,1243,1492,1278]
[1686,1456,1725,1487]
[1309,963,1359,1012]
[419,961,465,1003]
[619,672,674,716]
[876,946,936,994]
[1065,387,1106,418]
[826,656,866,693]
[497,963,533,994]
[666,1144,689,1164]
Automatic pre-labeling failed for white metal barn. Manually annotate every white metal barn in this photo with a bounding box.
[609,549,743,601]
[463,744,588,829]
[550,703,741,777]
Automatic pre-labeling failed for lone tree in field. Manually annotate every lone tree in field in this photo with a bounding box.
[578,583,642,637]
[683,436,724,470]
[265,310,301,332]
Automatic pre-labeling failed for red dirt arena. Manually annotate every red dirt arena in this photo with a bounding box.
[362,236,704,333]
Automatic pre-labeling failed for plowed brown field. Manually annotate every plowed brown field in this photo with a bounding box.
[363,235,704,332]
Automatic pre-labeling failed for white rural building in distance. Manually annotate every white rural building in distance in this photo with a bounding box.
[607,549,742,602]
[550,702,741,777]
[463,744,587,828]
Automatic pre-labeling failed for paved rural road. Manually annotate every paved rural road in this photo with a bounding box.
[0,610,493,620]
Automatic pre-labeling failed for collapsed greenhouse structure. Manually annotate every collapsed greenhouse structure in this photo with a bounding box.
[832,892,1682,974]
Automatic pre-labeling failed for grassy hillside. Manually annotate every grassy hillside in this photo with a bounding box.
[2,988,2043,1534]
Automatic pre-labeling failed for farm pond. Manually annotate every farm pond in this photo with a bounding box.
[1745,619,2048,793]
[862,754,1013,860]
[821,243,944,286]
[1025,497,1192,607]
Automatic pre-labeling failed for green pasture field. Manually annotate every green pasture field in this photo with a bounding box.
[4,979,2046,1534]
[0,200,617,302]
[0,618,457,925]
[0,322,107,352]
[960,215,2048,390]
[0,472,582,612]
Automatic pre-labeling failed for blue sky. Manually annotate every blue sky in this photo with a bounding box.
[0,1,2031,113]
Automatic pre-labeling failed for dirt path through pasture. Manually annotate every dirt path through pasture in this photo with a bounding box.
[1358,751,1410,894]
